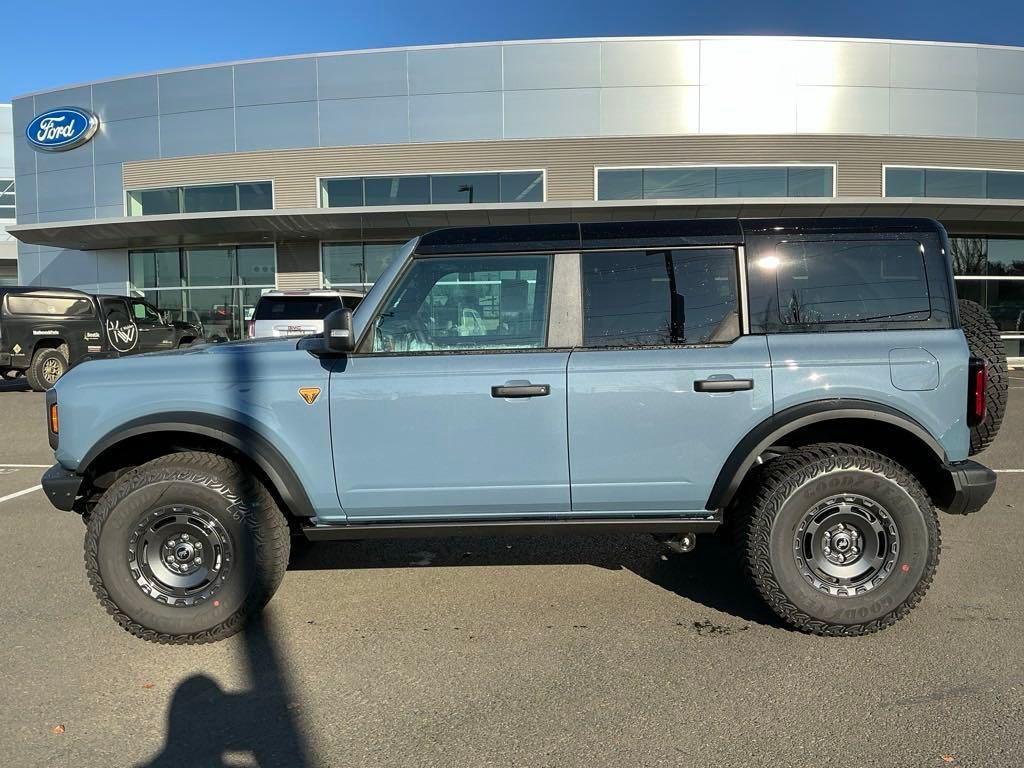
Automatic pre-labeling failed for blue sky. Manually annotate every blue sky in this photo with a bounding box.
[6,0,1024,100]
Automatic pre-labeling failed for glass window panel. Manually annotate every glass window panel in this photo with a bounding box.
[238,182,273,210]
[186,247,236,286]
[643,168,715,199]
[364,175,430,206]
[581,249,739,347]
[364,243,403,283]
[925,169,986,198]
[885,168,925,196]
[597,169,643,200]
[135,187,180,215]
[182,185,237,213]
[950,238,989,276]
[500,171,544,202]
[430,173,499,204]
[323,178,364,208]
[322,244,366,288]
[237,245,276,285]
[129,251,157,289]
[186,287,240,341]
[715,167,788,197]
[372,255,551,352]
[776,240,931,325]
[0,261,18,286]
[788,167,833,196]
[984,281,1024,334]
[985,239,1024,277]
[985,171,1024,200]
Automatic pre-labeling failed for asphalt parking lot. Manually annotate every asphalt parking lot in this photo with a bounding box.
[1,376,1023,768]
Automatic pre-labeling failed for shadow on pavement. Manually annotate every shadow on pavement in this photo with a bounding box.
[139,612,312,768]
[289,530,781,628]
[0,376,30,392]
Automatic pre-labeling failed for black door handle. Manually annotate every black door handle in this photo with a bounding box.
[694,378,754,393]
[491,384,551,398]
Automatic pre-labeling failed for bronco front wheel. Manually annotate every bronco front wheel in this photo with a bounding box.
[737,443,939,636]
[84,452,289,644]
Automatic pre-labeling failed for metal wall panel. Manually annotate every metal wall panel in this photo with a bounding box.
[12,99,37,177]
[599,86,699,136]
[504,89,600,138]
[33,85,92,113]
[978,92,1024,140]
[94,162,125,207]
[93,116,159,165]
[158,67,234,114]
[503,42,601,90]
[159,108,235,157]
[793,40,891,87]
[236,101,318,151]
[408,46,502,94]
[95,204,125,219]
[92,76,159,121]
[700,85,798,134]
[317,51,408,99]
[796,86,890,135]
[319,96,410,146]
[891,88,978,137]
[234,57,317,106]
[36,166,95,212]
[38,207,96,223]
[14,172,36,215]
[977,47,1024,95]
[890,43,978,91]
[34,138,93,173]
[410,92,502,142]
[700,38,802,86]
[600,40,699,86]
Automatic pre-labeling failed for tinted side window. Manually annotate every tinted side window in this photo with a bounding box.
[581,249,740,347]
[774,240,930,325]
[7,296,94,317]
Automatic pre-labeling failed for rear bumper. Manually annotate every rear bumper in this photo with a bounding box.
[944,460,997,516]
[41,464,83,512]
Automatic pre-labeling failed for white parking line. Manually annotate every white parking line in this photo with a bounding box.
[994,469,1024,473]
[0,464,49,468]
[0,485,42,504]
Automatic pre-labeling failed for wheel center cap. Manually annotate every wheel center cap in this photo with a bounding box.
[174,543,194,562]
[833,534,852,552]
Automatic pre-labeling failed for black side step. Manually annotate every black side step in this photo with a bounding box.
[302,516,720,541]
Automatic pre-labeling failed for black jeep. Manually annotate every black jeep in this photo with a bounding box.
[0,287,203,391]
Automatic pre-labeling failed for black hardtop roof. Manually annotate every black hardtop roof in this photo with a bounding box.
[415,217,947,255]
[0,285,94,300]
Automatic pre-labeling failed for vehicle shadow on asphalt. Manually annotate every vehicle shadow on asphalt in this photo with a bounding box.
[289,531,783,628]
[0,377,29,392]
[139,612,312,768]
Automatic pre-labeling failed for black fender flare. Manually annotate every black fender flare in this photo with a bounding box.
[79,411,317,517]
[706,399,948,511]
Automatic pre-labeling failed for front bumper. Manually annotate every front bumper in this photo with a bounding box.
[945,460,997,515]
[41,464,83,512]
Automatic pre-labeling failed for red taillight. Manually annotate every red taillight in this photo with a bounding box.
[247,320,255,338]
[967,357,987,426]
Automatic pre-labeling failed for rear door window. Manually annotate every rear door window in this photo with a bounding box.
[255,297,343,321]
[580,248,740,347]
[773,240,930,325]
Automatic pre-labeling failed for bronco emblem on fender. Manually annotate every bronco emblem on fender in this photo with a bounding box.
[298,387,320,405]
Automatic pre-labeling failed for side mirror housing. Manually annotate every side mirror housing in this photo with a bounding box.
[324,308,355,353]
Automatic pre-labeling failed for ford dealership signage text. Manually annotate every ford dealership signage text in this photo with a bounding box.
[26,107,99,152]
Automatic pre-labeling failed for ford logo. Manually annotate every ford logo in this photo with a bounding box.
[26,107,99,152]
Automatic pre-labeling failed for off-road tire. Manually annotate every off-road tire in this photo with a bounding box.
[736,443,939,636]
[25,348,68,391]
[84,451,289,644]
[958,298,1008,455]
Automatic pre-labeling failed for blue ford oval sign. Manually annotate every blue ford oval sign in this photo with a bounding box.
[26,107,99,152]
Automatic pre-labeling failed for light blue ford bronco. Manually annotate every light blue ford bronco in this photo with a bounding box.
[41,218,1006,643]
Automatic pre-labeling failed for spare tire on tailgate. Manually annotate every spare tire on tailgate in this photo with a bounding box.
[958,298,1008,455]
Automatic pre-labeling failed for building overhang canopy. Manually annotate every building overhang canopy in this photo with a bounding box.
[11,197,1024,251]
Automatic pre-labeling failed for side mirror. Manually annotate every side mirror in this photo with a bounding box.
[324,308,355,353]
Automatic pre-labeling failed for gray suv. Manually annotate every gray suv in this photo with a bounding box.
[40,218,1006,644]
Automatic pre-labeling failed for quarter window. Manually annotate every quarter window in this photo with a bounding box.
[371,255,551,352]
[581,249,741,347]
[773,240,931,325]
[6,295,93,316]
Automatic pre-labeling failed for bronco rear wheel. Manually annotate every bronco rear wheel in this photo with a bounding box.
[84,451,289,644]
[737,443,939,636]
[958,298,1008,455]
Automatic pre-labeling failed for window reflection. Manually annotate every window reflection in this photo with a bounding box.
[597,166,833,200]
[885,167,1024,200]
[127,182,273,216]
[320,171,545,207]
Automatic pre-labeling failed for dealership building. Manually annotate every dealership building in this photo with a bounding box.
[8,36,1024,354]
